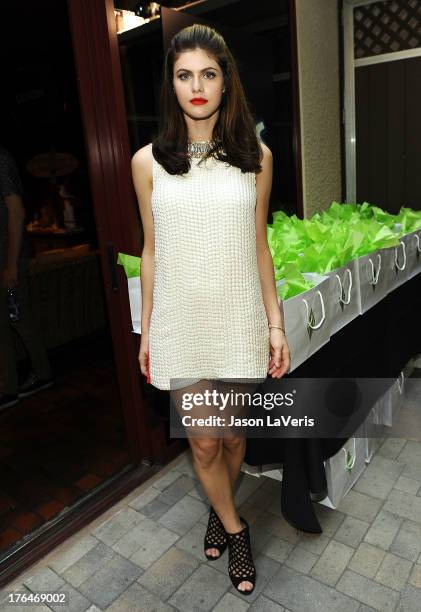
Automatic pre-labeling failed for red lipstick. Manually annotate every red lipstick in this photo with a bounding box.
[190,98,208,105]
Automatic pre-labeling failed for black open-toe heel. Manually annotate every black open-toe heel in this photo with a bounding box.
[204,506,227,561]
[226,517,256,596]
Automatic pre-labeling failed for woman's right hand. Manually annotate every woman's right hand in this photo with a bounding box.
[138,334,149,379]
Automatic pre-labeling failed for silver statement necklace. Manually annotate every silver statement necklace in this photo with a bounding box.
[187,139,219,158]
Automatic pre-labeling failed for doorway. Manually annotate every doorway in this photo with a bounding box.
[0,0,154,584]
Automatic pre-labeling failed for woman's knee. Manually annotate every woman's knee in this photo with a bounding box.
[190,437,222,465]
[222,435,245,453]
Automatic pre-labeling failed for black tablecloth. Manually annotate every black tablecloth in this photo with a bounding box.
[244,273,421,533]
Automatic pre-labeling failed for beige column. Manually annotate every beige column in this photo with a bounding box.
[295,0,343,217]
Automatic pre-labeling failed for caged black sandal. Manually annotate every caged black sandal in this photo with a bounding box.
[226,517,256,595]
[204,506,228,560]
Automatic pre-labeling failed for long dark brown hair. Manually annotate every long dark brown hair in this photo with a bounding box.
[152,23,263,175]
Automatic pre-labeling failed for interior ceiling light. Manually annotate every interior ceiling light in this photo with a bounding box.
[115,2,162,33]
[134,1,161,19]
[115,0,206,34]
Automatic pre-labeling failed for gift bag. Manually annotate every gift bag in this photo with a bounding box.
[356,248,393,314]
[117,252,142,334]
[379,372,405,428]
[326,259,361,336]
[364,392,388,463]
[319,425,366,509]
[276,273,332,372]
[406,229,421,280]
[127,276,142,334]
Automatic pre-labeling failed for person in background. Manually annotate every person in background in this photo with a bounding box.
[0,145,53,410]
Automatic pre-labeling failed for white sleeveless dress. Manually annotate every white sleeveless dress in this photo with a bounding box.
[149,150,270,390]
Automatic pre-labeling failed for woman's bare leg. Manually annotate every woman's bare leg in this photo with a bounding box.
[217,380,257,491]
[188,437,253,591]
[189,436,242,533]
[170,380,243,535]
[223,436,246,489]
[170,379,255,592]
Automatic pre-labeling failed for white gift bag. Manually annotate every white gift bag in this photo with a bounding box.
[276,273,332,373]
[356,248,393,314]
[364,393,388,463]
[379,372,405,427]
[405,229,421,280]
[127,276,142,334]
[319,424,367,509]
[326,259,361,336]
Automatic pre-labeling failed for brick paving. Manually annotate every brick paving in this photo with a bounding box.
[1,436,421,611]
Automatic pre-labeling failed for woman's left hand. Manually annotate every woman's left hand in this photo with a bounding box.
[268,328,290,378]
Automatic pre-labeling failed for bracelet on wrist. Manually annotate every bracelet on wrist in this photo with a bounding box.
[268,324,285,333]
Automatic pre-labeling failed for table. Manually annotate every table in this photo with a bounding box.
[26,227,87,257]
[12,248,106,361]
[244,272,421,533]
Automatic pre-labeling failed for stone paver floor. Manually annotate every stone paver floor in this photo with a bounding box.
[1,435,421,611]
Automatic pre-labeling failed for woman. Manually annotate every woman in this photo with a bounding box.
[131,24,290,596]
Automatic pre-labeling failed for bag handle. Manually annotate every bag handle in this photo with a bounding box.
[397,371,404,394]
[343,438,356,472]
[335,268,353,305]
[368,253,382,285]
[415,233,421,253]
[302,290,326,330]
[394,241,407,271]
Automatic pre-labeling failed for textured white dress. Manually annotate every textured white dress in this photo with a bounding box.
[149,148,270,390]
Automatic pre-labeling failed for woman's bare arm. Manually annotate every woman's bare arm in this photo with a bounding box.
[131,143,155,341]
[255,142,290,377]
